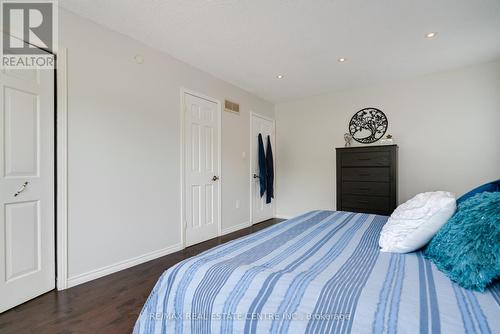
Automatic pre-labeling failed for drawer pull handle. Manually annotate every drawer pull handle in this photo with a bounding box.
[357,158,371,161]
[359,173,370,176]
[358,200,369,204]
[358,188,370,191]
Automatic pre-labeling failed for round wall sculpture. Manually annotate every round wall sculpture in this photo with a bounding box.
[348,108,388,144]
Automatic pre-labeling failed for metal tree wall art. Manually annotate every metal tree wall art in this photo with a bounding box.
[348,108,388,144]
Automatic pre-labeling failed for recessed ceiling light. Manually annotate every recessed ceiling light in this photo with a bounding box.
[338,58,346,62]
[276,74,284,79]
[133,54,144,64]
[425,32,437,38]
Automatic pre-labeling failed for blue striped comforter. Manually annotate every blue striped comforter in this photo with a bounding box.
[134,210,499,333]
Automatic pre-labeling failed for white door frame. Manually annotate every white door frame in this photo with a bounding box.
[179,88,222,248]
[56,47,69,290]
[249,111,276,225]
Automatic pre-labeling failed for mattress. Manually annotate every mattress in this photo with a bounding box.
[134,210,499,333]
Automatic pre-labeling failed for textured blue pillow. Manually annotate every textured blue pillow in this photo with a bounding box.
[457,179,500,205]
[424,191,500,291]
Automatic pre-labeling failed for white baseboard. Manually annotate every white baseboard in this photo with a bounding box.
[221,221,251,235]
[275,214,292,220]
[66,242,184,288]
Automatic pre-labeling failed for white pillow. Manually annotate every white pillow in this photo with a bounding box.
[379,191,456,253]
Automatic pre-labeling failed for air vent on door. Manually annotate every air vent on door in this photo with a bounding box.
[224,100,240,114]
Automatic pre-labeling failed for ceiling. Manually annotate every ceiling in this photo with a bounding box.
[59,0,500,103]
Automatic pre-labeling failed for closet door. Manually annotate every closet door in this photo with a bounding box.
[183,92,220,247]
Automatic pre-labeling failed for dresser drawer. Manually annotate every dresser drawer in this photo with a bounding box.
[341,167,390,182]
[341,195,390,212]
[341,151,390,167]
[342,181,390,196]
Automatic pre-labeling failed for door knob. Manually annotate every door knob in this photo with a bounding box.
[212,176,219,181]
[14,181,29,197]
[253,174,259,179]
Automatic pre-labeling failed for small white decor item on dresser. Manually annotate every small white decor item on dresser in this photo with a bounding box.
[379,134,394,145]
[344,133,353,147]
[379,191,456,253]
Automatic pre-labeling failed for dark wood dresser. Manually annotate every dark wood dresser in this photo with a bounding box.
[336,145,398,215]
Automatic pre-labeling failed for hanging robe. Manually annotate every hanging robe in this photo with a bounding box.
[258,133,267,197]
[265,135,274,204]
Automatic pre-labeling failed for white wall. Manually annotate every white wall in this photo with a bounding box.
[275,60,500,218]
[59,10,274,284]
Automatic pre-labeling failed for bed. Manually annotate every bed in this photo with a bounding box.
[134,210,499,333]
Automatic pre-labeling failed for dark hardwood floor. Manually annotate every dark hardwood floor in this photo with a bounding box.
[0,218,284,334]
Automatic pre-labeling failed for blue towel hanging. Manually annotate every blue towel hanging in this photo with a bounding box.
[258,134,267,197]
[265,135,274,204]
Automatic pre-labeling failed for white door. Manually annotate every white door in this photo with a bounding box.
[0,67,55,312]
[184,92,220,247]
[251,113,275,224]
